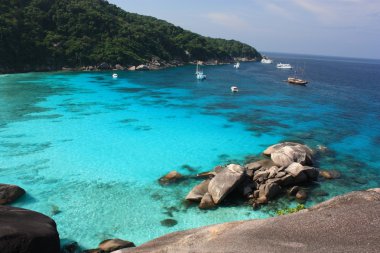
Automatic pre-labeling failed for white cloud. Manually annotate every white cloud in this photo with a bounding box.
[205,12,249,30]
[291,0,335,23]
[265,2,295,20]
[291,0,380,27]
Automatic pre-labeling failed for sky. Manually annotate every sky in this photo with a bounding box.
[108,0,380,59]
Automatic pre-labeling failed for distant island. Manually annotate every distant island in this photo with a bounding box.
[0,0,261,73]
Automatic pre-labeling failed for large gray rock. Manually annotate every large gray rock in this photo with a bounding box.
[263,142,303,156]
[285,163,319,183]
[99,239,135,252]
[208,164,245,204]
[270,144,313,167]
[199,193,216,210]
[245,159,275,173]
[285,162,305,177]
[118,189,380,253]
[259,182,281,199]
[0,184,25,204]
[0,206,60,253]
[186,180,210,201]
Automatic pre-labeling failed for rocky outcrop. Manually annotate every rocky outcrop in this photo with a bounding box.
[185,142,319,209]
[0,206,60,253]
[199,193,215,210]
[185,179,210,201]
[0,184,25,204]
[269,143,313,167]
[114,189,380,253]
[135,65,149,71]
[208,164,245,204]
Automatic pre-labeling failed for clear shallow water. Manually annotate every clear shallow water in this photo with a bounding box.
[1,53,380,248]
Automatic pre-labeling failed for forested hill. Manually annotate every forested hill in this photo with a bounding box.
[0,0,261,73]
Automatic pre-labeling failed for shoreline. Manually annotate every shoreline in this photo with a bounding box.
[0,57,259,75]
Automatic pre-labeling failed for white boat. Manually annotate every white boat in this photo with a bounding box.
[233,62,240,69]
[261,56,273,64]
[230,86,239,92]
[112,73,118,78]
[276,63,292,69]
[195,63,206,80]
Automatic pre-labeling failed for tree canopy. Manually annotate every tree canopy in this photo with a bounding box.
[0,0,261,72]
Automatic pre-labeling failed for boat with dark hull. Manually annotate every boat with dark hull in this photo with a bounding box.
[287,77,308,85]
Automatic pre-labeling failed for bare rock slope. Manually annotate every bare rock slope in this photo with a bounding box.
[117,188,380,253]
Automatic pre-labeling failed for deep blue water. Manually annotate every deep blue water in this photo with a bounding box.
[1,53,379,248]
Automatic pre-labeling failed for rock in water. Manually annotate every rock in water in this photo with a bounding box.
[160,219,178,227]
[0,184,25,204]
[271,145,313,167]
[263,142,303,156]
[245,159,275,173]
[267,183,281,199]
[159,171,183,185]
[285,163,306,177]
[61,240,81,253]
[264,142,313,167]
[0,206,60,253]
[296,189,308,201]
[288,186,300,196]
[208,164,245,204]
[320,170,341,179]
[199,193,216,209]
[99,239,135,252]
[186,180,210,201]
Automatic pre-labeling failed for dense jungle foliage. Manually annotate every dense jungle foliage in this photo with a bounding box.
[0,0,261,72]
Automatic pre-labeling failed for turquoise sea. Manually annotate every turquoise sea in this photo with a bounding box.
[1,53,380,249]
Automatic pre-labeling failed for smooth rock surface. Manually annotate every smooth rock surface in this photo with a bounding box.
[99,239,135,252]
[119,189,380,253]
[208,164,245,204]
[245,159,275,172]
[199,193,215,210]
[271,145,313,167]
[158,171,182,185]
[263,142,305,156]
[0,184,25,204]
[185,180,210,201]
[0,206,60,253]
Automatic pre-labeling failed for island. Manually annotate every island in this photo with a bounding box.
[0,0,261,74]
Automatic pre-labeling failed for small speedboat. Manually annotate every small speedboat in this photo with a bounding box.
[233,62,240,69]
[231,86,239,92]
[277,63,292,69]
[112,73,118,78]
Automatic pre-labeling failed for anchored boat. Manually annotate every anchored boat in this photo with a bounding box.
[195,63,206,80]
[261,56,273,64]
[277,63,292,69]
[230,86,239,92]
[287,77,308,86]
